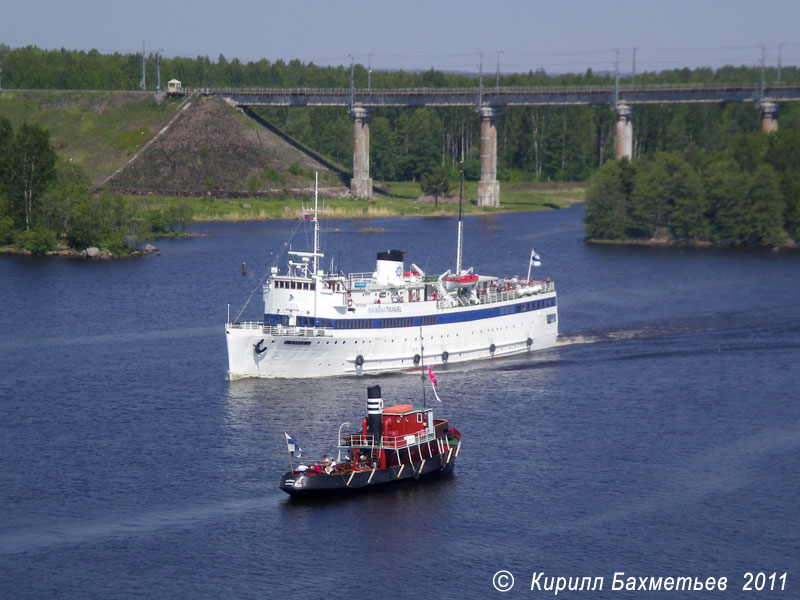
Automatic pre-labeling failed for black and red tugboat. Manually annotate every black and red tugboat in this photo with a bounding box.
[279,385,461,497]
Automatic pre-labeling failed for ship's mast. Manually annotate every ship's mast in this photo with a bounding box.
[291,173,324,277]
[313,172,320,275]
[455,163,464,274]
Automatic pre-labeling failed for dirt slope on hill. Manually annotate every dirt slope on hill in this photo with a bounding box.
[104,96,344,196]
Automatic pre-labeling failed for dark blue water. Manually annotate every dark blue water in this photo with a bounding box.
[1,206,798,599]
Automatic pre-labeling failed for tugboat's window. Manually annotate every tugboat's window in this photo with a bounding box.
[416,413,422,423]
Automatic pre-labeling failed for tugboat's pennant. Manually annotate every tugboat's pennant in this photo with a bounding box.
[427,367,442,403]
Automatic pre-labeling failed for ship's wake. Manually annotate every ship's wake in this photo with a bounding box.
[0,495,278,556]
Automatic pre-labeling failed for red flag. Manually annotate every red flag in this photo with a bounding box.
[427,366,437,387]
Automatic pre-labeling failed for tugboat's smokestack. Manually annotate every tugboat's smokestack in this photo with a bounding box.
[367,385,383,444]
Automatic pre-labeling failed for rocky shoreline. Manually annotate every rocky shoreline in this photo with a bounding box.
[0,243,162,259]
[586,237,799,251]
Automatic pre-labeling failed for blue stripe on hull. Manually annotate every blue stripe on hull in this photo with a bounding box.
[269,295,556,331]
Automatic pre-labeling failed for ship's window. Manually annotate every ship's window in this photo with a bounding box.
[416,413,422,423]
[547,313,557,324]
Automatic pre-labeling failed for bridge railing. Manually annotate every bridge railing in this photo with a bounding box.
[204,82,800,97]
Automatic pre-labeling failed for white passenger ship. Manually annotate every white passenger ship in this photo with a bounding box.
[225,178,557,379]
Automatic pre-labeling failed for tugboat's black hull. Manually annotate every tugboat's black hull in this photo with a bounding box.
[280,451,458,498]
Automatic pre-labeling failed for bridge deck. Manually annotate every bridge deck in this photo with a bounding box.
[206,84,800,107]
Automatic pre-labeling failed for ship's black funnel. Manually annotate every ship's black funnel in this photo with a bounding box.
[366,385,383,444]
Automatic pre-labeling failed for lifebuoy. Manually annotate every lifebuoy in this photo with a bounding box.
[413,354,421,366]
[489,343,496,354]
[442,351,449,362]
[355,355,365,367]
[347,293,352,307]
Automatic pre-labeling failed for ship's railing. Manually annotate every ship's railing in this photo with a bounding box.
[227,321,330,337]
[380,430,437,449]
[342,434,376,448]
[474,280,555,306]
[227,321,264,330]
[347,272,375,287]
[341,430,436,450]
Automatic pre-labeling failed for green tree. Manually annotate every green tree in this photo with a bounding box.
[420,167,452,208]
[703,160,750,244]
[0,116,13,218]
[744,164,785,245]
[5,123,57,230]
[401,108,443,180]
[765,130,800,241]
[661,154,706,241]
[627,155,667,238]
[370,116,398,181]
[38,160,92,237]
[584,158,633,240]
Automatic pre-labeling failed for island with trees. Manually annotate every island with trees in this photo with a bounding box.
[583,131,800,248]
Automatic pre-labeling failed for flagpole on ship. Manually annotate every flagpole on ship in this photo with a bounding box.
[419,326,427,409]
[455,161,464,275]
[313,172,319,276]
[526,248,534,283]
[285,432,295,473]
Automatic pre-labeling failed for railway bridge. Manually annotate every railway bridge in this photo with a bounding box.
[206,84,800,204]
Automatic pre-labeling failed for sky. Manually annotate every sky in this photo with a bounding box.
[2,0,799,75]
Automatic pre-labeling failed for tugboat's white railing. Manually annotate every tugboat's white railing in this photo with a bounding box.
[342,430,436,450]
[381,430,437,448]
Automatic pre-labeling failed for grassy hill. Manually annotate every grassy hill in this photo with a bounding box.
[0,90,177,183]
[0,90,344,193]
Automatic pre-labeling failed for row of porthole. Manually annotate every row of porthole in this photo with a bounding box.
[356,339,532,367]
[315,339,534,369]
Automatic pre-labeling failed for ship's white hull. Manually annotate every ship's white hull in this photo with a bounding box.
[226,298,557,379]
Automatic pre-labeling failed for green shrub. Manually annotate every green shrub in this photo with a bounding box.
[15,226,57,254]
[0,216,14,245]
[247,175,260,192]
[100,231,127,254]
[263,167,282,183]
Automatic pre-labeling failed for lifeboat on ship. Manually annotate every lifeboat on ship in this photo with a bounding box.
[442,271,479,292]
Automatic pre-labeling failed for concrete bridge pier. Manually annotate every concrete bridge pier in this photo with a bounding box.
[350,106,373,198]
[477,106,500,207]
[760,101,779,133]
[615,104,633,159]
